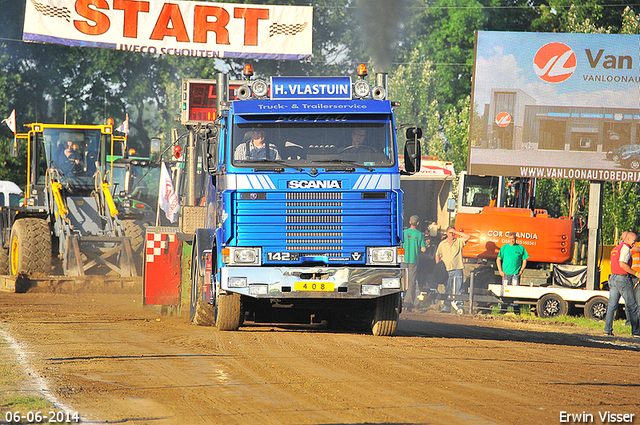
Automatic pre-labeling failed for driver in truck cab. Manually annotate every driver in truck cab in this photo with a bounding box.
[57,139,81,175]
[234,129,280,161]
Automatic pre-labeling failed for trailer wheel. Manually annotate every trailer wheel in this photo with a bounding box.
[630,158,640,170]
[189,246,215,326]
[371,293,400,336]
[584,296,608,320]
[0,248,9,275]
[10,218,51,276]
[215,289,243,331]
[536,294,568,318]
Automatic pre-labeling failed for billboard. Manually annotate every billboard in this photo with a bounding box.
[469,31,640,182]
[23,0,312,60]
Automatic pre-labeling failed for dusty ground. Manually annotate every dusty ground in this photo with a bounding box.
[1,292,639,425]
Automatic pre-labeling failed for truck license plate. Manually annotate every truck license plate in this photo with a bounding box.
[294,282,335,292]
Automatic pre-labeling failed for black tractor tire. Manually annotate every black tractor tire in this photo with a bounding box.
[121,219,145,274]
[189,247,215,326]
[215,291,243,331]
[371,293,401,336]
[10,218,51,276]
[536,293,568,318]
[584,296,609,321]
[0,248,9,275]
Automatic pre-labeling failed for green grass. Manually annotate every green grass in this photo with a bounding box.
[1,394,53,410]
[489,304,636,335]
[0,355,54,413]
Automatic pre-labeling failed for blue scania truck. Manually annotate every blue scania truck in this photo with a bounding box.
[189,65,421,336]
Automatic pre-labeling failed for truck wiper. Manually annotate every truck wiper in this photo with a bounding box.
[240,159,302,171]
[318,159,373,172]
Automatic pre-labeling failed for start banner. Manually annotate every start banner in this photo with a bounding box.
[23,0,313,60]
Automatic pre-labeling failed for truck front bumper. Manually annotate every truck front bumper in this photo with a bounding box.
[220,266,405,299]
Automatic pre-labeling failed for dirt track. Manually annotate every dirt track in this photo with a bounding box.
[1,292,639,425]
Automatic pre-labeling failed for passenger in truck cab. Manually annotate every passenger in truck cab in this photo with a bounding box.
[234,129,280,161]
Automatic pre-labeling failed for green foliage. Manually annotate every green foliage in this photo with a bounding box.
[388,47,436,153]
[427,97,471,174]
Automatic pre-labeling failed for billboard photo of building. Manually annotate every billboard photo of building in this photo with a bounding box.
[469,31,640,182]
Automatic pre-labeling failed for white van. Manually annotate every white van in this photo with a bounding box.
[0,181,23,207]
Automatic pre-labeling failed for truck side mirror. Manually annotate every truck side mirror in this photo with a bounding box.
[202,125,219,173]
[403,127,422,174]
[406,127,422,140]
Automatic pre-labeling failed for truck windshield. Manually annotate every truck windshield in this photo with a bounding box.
[40,128,105,185]
[231,117,394,169]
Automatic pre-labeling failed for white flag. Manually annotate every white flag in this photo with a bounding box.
[158,162,180,223]
[2,110,16,133]
[116,113,129,135]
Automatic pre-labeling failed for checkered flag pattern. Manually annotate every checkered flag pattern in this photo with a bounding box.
[269,22,308,37]
[31,0,71,22]
[146,233,176,263]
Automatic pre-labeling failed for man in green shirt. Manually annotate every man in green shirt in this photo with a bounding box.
[403,215,426,311]
[497,231,529,286]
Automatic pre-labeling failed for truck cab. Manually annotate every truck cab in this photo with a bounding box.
[190,66,420,335]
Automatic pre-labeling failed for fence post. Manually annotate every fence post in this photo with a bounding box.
[468,270,474,315]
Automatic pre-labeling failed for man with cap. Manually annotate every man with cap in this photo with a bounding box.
[403,215,426,311]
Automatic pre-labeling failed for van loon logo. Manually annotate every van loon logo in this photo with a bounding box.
[533,42,576,83]
[495,112,512,128]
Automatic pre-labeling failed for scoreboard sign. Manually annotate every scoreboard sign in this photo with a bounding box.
[181,78,242,125]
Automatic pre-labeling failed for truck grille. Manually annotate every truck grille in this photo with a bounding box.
[235,191,397,262]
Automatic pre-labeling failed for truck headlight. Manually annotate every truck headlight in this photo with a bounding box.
[223,247,262,266]
[252,80,269,98]
[381,278,401,289]
[353,80,371,98]
[367,247,397,265]
[249,284,269,295]
[362,284,381,296]
[229,277,248,288]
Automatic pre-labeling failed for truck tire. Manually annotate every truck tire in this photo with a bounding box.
[189,247,215,326]
[0,248,9,275]
[10,218,51,276]
[215,291,243,331]
[584,296,608,321]
[371,293,400,336]
[122,219,145,274]
[536,293,568,318]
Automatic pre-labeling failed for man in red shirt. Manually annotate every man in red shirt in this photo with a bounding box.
[604,231,640,337]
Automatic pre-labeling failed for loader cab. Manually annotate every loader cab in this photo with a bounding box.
[457,172,503,214]
[111,159,160,222]
[457,171,536,214]
[30,125,111,193]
